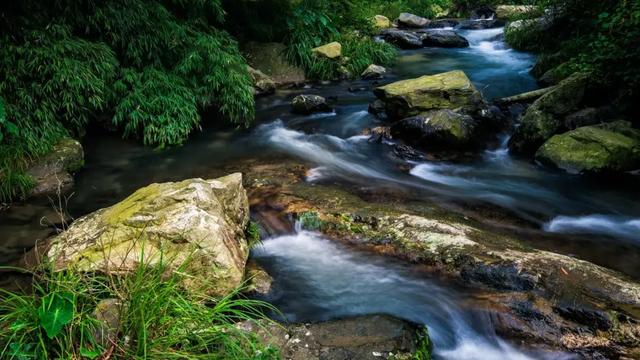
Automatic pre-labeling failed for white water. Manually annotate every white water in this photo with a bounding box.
[545,215,640,241]
[253,230,574,360]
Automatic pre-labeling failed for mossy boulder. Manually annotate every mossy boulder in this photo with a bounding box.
[27,138,84,197]
[391,110,479,150]
[373,70,485,119]
[535,121,640,174]
[47,173,250,297]
[509,72,591,154]
[373,15,391,29]
[312,42,342,59]
[495,5,538,19]
[248,66,276,97]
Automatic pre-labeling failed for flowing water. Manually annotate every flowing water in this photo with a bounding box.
[2,27,639,358]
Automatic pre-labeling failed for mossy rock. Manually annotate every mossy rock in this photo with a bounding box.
[311,42,342,59]
[535,121,640,174]
[374,15,391,29]
[26,138,84,197]
[373,70,485,119]
[47,173,250,297]
[390,110,478,150]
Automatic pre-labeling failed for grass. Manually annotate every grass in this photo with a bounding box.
[0,256,280,359]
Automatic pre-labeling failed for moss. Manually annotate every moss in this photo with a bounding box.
[102,183,164,225]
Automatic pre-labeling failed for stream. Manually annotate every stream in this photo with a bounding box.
[2,27,640,358]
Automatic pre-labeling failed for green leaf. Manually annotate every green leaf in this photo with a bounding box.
[9,342,36,360]
[0,97,5,123]
[38,291,75,339]
[80,347,102,359]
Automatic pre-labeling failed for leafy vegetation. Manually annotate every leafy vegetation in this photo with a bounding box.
[0,259,279,359]
[298,211,323,231]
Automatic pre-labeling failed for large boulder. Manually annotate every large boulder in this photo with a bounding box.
[27,138,84,197]
[47,174,250,297]
[242,42,306,87]
[420,29,469,48]
[373,15,391,29]
[391,110,479,150]
[248,66,276,97]
[535,121,640,174]
[373,70,485,119]
[380,29,423,49]
[509,72,591,154]
[398,12,429,28]
[312,42,342,59]
[291,95,332,115]
[495,5,538,19]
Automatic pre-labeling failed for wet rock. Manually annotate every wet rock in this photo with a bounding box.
[471,6,497,20]
[292,95,332,115]
[373,70,485,119]
[374,15,392,29]
[495,5,538,19]
[420,30,469,48]
[47,174,250,297]
[241,315,430,360]
[461,262,537,291]
[248,66,276,97]
[509,72,591,155]
[27,138,84,197]
[397,12,429,28]
[457,19,504,30]
[393,144,425,161]
[426,19,459,28]
[368,99,387,120]
[553,305,613,331]
[390,110,479,150]
[535,120,640,174]
[245,261,273,295]
[312,42,342,59]
[361,64,387,80]
[379,29,423,49]
[363,126,392,143]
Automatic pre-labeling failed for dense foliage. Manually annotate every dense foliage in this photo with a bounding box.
[505,0,640,113]
[0,0,254,201]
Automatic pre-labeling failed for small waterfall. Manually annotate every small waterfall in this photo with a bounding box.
[544,215,640,241]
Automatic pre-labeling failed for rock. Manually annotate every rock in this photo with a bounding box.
[495,5,538,19]
[564,107,611,130]
[248,66,276,97]
[470,6,497,20]
[368,99,387,119]
[379,29,423,49]
[363,126,392,143]
[397,12,429,28]
[535,121,640,174]
[47,173,250,297]
[312,42,342,59]
[509,72,591,154]
[92,299,124,348]
[245,261,273,295]
[393,144,425,161]
[373,70,485,119]
[291,95,332,115]
[373,15,391,29]
[390,110,479,150]
[241,315,430,360]
[361,64,387,80]
[457,19,504,30]
[242,42,306,87]
[426,19,460,28]
[539,66,567,86]
[420,29,469,48]
[27,138,84,197]
[553,305,613,331]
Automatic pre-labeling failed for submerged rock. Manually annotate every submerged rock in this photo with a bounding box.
[291,95,332,114]
[241,314,430,360]
[248,66,276,97]
[420,29,469,48]
[373,15,392,29]
[509,72,591,155]
[397,12,429,28]
[47,174,250,297]
[312,42,342,59]
[391,110,479,150]
[373,70,485,119]
[380,29,423,49]
[361,64,387,80]
[27,138,84,197]
[535,121,640,174]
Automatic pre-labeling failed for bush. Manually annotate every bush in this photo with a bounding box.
[0,259,279,359]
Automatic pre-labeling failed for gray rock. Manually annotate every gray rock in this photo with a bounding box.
[291,95,332,114]
[248,66,276,97]
[397,12,429,28]
[92,299,124,348]
[420,30,469,48]
[27,138,84,197]
[361,64,387,80]
[380,29,423,49]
